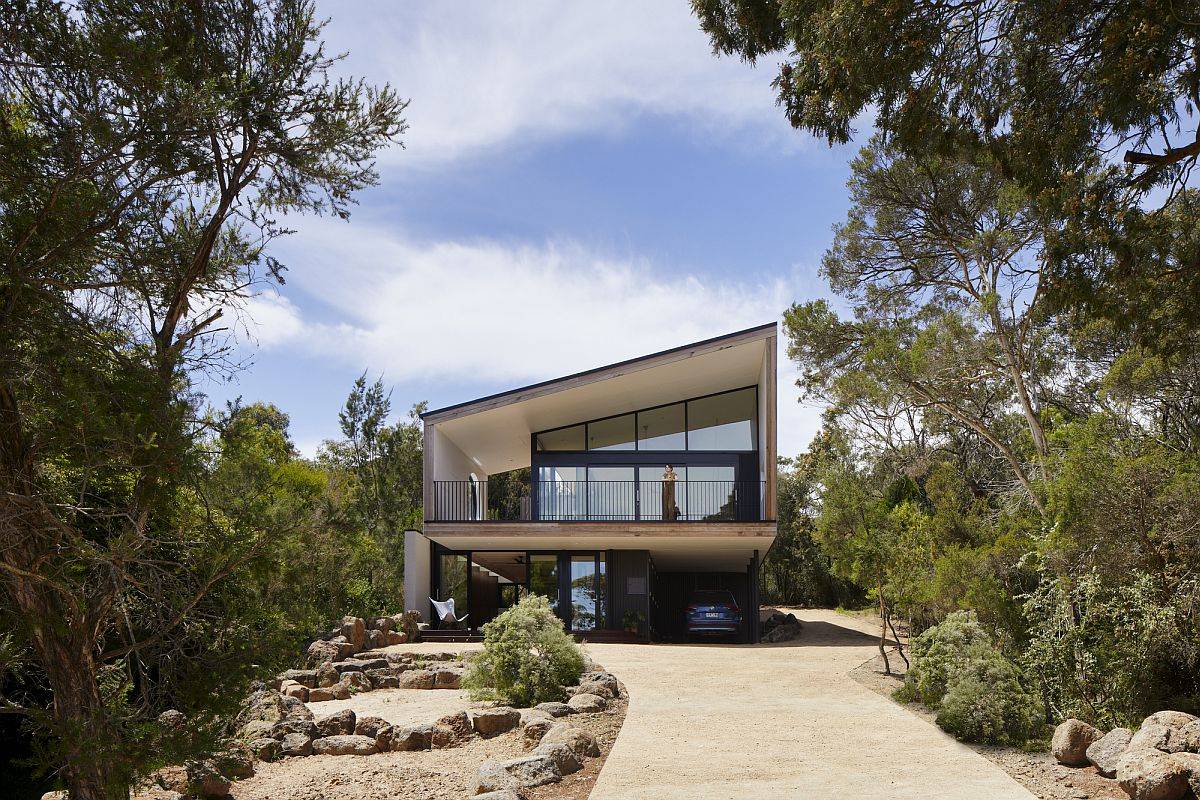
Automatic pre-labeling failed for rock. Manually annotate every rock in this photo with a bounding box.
[1132,722,1175,753]
[541,722,601,758]
[238,720,276,741]
[371,675,400,689]
[280,694,312,720]
[473,707,521,738]
[397,669,435,689]
[247,737,281,762]
[40,793,67,800]
[153,765,189,793]
[315,708,356,736]
[1147,712,1200,729]
[328,635,357,660]
[475,754,562,793]
[185,759,231,798]
[341,671,372,693]
[577,671,620,699]
[373,616,394,633]
[432,710,473,748]
[280,732,314,756]
[535,741,583,775]
[433,666,463,689]
[399,610,422,643]
[1174,720,1200,753]
[278,669,319,688]
[474,792,521,800]
[1087,727,1134,777]
[386,630,407,646]
[520,708,553,727]
[762,622,804,643]
[535,701,572,718]
[235,688,287,733]
[306,639,341,666]
[354,715,394,750]
[1171,752,1200,794]
[567,693,607,713]
[1117,748,1190,800]
[316,661,339,687]
[365,629,384,649]
[392,723,433,751]
[312,734,378,756]
[1052,719,1103,766]
[157,709,187,730]
[214,749,255,780]
[341,616,367,649]
[280,681,308,701]
[523,718,556,749]
[334,658,389,673]
[271,718,318,740]
[307,687,336,702]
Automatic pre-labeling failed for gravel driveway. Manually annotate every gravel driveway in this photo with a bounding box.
[586,608,1038,800]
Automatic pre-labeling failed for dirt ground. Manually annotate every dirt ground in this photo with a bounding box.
[849,655,1124,800]
[305,687,481,729]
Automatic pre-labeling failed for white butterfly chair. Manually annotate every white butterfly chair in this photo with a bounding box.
[429,596,469,629]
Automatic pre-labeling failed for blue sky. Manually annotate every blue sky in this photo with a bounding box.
[203,2,861,458]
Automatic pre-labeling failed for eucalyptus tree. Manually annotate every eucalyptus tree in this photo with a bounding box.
[0,1,406,797]
[692,0,1200,346]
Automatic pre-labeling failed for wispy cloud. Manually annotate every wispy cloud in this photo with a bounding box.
[321,1,805,168]
[237,219,826,456]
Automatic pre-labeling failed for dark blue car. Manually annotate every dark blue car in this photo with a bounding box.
[685,590,741,637]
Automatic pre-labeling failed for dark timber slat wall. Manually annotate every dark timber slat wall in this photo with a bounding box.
[610,550,650,636]
[652,570,751,643]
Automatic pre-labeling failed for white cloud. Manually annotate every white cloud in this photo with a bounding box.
[320,1,805,167]
[253,218,826,457]
[239,292,304,348]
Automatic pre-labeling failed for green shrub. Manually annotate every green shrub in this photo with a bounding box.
[936,651,1043,745]
[903,610,992,706]
[462,594,585,707]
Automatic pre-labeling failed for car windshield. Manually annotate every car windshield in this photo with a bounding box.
[691,591,734,606]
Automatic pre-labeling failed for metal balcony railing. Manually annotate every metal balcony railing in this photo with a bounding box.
[429,480,767,522]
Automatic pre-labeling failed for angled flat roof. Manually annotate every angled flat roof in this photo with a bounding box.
[422,321,777,423]
[424,322,778,475]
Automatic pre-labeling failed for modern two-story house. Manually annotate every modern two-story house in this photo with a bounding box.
[403,322,778,643]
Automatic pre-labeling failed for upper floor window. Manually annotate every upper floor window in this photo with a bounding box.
[533,386,758,453]
[687,387,757,450]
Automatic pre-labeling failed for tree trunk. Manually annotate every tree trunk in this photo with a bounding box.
[877,589,892,675]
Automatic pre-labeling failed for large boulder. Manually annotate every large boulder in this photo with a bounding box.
[341,671,372,693]
[355,715,395,751]
[523,718,556,750]
[762,621,803,643]
[473,707,521,738]
[312,734,378,756]
[306,639,341,667]
[247,737,281,762]
[386,630,408,646]
[372,616,394,633]
[365,629,384,649]
[235,688,287,735]
[540,723,600,759]
[316,661,340,688]
[1147,712,1200,729]
[214,749,254,780]
[279,694,312,720]
[535,742,582,775]
[432,710,473,748]
[1117,749,1190,800]
[315,708,356,737]
[334,658,388,673]
[185,759,231,798]
[1087,727,1134,777]
[397,669,435,689]
[567,693,607,713]
[433,666,464,689]
[151,765,188,793]
[577,671,619,699]
[392,723,433,751]
[1052,719,1103,766]
[1131,722,1175,753]
[341,616,367,649]
[280,732,314,757]
[535,701,572,718]
[279,680,308,702]
[238,720,275,741]
[270,718,318,740]
[399,610,422,643]
[278,669,319,688]
[475,754,562,794]
[1174,721,1200,753]
[474,792,521,800]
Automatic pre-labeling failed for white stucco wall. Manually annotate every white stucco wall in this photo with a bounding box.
[403,529,431,616]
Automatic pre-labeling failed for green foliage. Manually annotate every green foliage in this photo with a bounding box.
[463,595,585,707]
[903,612,1042,745]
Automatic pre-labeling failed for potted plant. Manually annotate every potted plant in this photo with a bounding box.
[622,610,645,635]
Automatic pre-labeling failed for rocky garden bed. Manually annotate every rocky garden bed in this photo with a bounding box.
[1051,713,1200,800]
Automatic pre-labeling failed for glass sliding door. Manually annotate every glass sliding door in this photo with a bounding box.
[537,466,586,520]
[638,465,686,521]
[528,554,559,615]
[686,465,737,520]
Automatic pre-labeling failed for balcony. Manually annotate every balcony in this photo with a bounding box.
[429,480,767,522]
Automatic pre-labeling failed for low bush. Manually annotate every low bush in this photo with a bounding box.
[462,594,585,707]
[902,610,1043,744]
